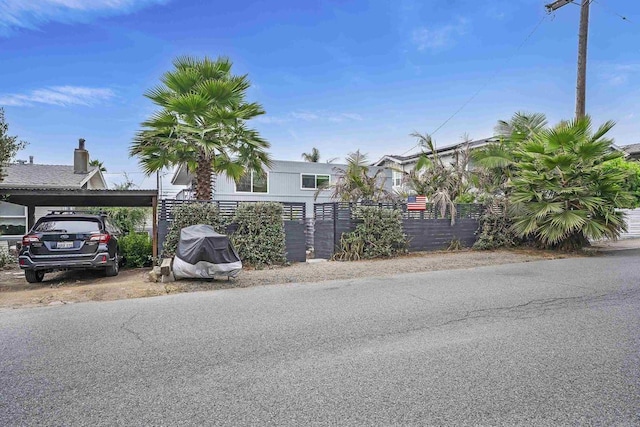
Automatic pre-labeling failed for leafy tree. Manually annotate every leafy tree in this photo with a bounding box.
[601,157,640,209]
[0,108,28,181]
[318,150,392,203]
[509,116,633,250]
[130,56,271,201]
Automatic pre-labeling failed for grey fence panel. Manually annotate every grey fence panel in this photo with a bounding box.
[314,220,335,259]
[403,218,479,251]
[313,202,482,258]
[284,221,307,262]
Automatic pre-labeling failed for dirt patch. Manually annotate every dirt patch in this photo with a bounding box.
[0,248,578,309]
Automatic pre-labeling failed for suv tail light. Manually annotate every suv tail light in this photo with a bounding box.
[90,233,111,244]
[22,235,40,246]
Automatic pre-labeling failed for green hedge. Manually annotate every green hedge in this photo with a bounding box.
[231,202,286,268]
[163,203,226,257]
[335,206,408,260]
[120,232,152,268]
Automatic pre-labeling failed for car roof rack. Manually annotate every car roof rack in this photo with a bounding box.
[47,210,107,216]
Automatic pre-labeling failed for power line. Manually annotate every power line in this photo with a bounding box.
[590,0,633,24]
[398,14,548,157]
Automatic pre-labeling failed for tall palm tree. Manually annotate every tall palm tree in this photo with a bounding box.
[510,116,633,249]
[130,56,271,201]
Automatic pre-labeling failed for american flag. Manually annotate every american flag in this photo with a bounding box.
[407,195,427,210]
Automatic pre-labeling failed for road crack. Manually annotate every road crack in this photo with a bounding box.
[121,313,143,343]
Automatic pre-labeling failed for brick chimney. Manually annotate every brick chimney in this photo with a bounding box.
[74,138,89,174]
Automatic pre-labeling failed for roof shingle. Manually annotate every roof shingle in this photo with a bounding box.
[0,164,98,188]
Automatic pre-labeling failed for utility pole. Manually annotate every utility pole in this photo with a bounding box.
[545,0,591,120]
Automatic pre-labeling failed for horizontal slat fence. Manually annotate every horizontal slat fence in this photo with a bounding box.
[314,202,483,259]
[159,199,306,262]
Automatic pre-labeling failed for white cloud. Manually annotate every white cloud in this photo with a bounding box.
[412,17,469,52]
[599,63,640,86]
[0,0,167,35]
[291,112,320,121]
[0,86,115,107]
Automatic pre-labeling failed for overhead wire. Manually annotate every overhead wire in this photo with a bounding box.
[397,14,549,157]
[589,0,633,24]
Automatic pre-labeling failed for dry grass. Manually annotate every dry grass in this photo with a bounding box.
[0,248,581,309]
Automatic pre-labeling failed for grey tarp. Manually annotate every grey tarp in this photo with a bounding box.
[173,224,242,279]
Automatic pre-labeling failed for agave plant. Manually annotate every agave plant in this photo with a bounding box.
[130,56,271,201]
[509,116,633,249]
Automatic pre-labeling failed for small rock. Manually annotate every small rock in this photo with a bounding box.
[148,266,162,283]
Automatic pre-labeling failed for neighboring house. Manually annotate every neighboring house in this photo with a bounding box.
[622,143,640,161]
[170,159,393,218]
[0,139,107,241]
[372,137,498,192]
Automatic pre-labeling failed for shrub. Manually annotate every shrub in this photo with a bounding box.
[473,200,520,250]
[163,202,226,257]
[231,202,286,268]
[120,232,153,268]
[334,206,407,260]
[0,248,14,269]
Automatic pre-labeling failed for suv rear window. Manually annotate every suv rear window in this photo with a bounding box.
[34,219,102,234]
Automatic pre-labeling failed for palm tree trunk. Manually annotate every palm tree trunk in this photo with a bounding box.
[195,149,212,201]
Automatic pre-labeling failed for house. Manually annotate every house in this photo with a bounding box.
[170,159,393,218]
[622,143,640,161]
[0,139,108,242]
[372,137,498,191]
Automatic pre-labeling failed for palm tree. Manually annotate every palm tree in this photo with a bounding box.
[89,159,106,172]
[130,56,271,201]
[405,133,472,222]
[301,147,321,162]
[317,150,392,203]
[472,112,548,196]
[509,116,633,249]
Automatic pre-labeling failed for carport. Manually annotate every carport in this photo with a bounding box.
[0,188,160,258]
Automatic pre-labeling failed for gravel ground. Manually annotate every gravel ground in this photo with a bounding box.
[0,248,577,309]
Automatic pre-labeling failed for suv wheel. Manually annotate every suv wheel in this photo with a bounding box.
[105,254,119,277]
[25,270,45,283]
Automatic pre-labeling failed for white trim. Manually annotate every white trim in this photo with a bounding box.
[300,173,331,190]
[234,170,269,194]
[79,168,106,189]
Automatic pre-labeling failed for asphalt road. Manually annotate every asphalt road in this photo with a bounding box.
[1,249,639,426]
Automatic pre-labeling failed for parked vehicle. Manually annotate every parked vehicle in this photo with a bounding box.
[18,211,123,283]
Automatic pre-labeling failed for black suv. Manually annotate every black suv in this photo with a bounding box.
[19,211,122,283]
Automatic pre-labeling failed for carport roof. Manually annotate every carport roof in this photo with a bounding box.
[0,188,158,207]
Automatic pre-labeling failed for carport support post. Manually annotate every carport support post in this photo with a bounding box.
[27,205,36,231]
[152,196,158,260]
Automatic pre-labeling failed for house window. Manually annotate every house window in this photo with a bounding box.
[0,202,27,236]
[301,174,330,190]
[235,170,268,193]
[392,171,403,187]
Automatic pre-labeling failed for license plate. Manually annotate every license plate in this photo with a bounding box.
[57,241,74,249]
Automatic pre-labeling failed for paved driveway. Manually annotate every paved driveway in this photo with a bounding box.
[1,248,639,425]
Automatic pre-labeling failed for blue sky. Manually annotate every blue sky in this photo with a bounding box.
[0,0,638,190]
